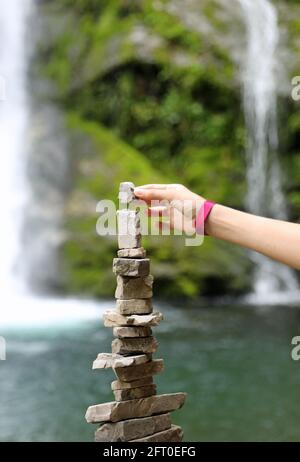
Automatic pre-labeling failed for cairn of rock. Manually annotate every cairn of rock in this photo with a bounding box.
[85,182,186,442]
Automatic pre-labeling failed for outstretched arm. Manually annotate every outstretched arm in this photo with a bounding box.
[134,184,300,270]
[206,204,300,270]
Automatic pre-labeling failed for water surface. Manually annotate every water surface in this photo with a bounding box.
[1,302,300,442]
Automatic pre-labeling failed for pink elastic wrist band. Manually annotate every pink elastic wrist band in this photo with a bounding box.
[195,200,216,235]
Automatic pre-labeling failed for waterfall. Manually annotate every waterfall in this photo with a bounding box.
[0,0,101,328]
[0,0,32,294]
[0,0,298,316]
[238,0,299,300]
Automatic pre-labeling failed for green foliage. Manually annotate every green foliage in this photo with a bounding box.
[66,55,242,178]
[141,2,204,53]
[62,114,163,296]
[60,114,251,297]
[35,0,300,298]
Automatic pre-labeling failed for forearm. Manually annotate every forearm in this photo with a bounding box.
[206,204,300,270]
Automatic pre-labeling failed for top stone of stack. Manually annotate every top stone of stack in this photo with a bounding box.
[118,182,135,204]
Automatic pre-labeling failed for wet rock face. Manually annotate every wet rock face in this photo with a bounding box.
[85,182,186,441]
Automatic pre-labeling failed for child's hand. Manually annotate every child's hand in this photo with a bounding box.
[134,184,205,234]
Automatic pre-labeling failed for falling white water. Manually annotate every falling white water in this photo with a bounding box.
[0,0,31,293]
[238,0,299,302]
[0,1,100,327]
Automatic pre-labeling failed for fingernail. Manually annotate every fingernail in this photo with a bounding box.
[134,188,143,196]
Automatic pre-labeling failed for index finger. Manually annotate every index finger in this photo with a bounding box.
[134,186,174,203]
[135,184,169,190]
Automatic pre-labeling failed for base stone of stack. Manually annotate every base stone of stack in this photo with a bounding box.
[112,337,158,355]
[115,275,153,299]
[104,310,162,327]
[130,424,183,442]
[114,359,164,382]
[116,298,152,315]
[111,376,154,391]
[117,248,146,259]
[113,258,150,277]
[92,353,151,370]
[113,384,157,401]
[94,413,171,442]
[113,326,152,338]
[85,392,186,423]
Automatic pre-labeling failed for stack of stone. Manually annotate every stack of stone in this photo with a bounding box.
[85,182,186,442]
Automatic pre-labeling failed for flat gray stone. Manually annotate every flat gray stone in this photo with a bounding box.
[94,413,171,442]
[85,392,186,423]
[104,310,163,327]
[112,337,158,355]
[113,326,152,338]
[92,353,151,370]
[117,210,140,232]
[116,299,152,315]
[113,359,164,382]
[117,210,141,249]
[115,275,153,299]
[130,424,183,442]
[118,182,135,204]
[118,234,141,249]
[113,258,150,277]
[119,182,135,191]
[111,376,154,391]
[113,384,156,402]
[117,248,146,259]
